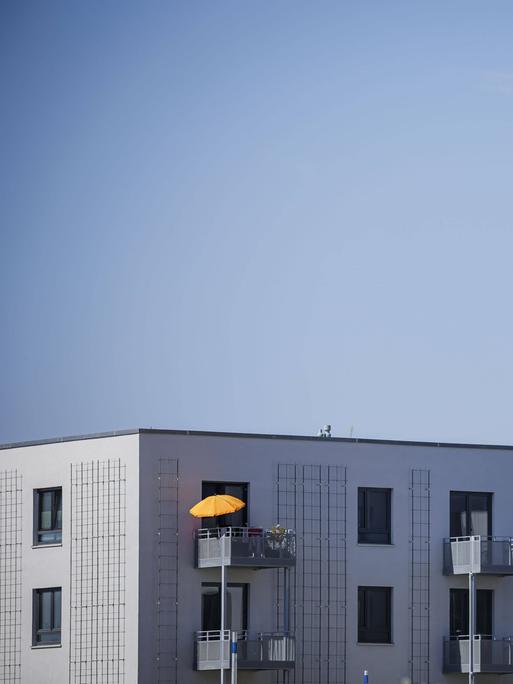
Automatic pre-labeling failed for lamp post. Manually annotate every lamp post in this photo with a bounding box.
[230,631,238,684]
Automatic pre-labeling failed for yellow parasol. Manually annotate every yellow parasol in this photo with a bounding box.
[189,494,246,518]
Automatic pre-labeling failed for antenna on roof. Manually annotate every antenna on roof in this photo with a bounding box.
[317,424,332,439]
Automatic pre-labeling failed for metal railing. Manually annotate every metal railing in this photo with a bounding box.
[237,632,295,665]
[444,635,513,673]
[195,527,296,567]
[195,630,295,670]
[195,630,232,670]
[196,629,248,641]
[443,536,513,574]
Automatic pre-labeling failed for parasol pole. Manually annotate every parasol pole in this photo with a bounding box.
[220,541,226,684]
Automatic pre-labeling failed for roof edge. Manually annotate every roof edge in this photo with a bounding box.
[0,429,140,450]
[2,427,513,452]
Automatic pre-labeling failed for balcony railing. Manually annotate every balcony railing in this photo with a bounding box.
[444,635,513,673]
[195,630,295,670]
[443,536,513,575]
[195,527,296,569]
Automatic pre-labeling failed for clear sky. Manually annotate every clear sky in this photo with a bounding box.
[2,1,513,445]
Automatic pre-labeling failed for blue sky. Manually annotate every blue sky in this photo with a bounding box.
[2,1,513,444]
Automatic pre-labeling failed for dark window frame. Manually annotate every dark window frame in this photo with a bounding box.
[201,582,249,632]
[449,491,493,538]
[33,487,62,546]
[358,487,392,544]
[358,586,392,644]
[33,587,62,646]
[201,482,249,528]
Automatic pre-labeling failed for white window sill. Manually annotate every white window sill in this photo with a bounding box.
[32,543,63,549]
[31,644,62,649]
[357,642,394,646]
[357,543,394,547]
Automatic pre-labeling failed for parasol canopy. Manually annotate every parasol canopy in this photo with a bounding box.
[189,494,246,518]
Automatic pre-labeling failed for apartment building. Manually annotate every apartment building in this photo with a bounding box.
[1,428,513,684]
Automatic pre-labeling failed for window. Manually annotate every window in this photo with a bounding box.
[450,491,492,537]
[358,488,391,544]
[358,586,392,643]
[201,583,248,632]
[202,482,248,528]
[33,588,61,645]
[34,488,62,545]
[450,589,493,636]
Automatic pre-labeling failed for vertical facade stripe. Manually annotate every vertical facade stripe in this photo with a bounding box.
[70,459,127,683]
[156,458,179,684]
[276,464,346,684]
[410,468,431,684]
[0,470,22,683]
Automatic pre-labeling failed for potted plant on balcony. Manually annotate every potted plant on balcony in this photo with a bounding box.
[268,524,287,555]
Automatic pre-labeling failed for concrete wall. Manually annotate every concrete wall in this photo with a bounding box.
[0,434,140,684]
[139,432,513,684]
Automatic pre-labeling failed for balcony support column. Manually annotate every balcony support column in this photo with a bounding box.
[221,559,226,684]
[469,572,475,684]
[284,567,290,634]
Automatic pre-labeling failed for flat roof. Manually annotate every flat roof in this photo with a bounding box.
[1,427,513,452]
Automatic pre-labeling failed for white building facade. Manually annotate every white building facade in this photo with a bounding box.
[1,428,513,684]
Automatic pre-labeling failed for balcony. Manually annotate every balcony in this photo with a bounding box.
[444,636,513,674]
[195,527,296,569]
[195,630,295,671]
[443,536,513,575]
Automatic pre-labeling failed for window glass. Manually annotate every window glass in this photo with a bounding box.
[469,494,491,537]
[201,583,248,632]
[40,591,52,630]
[35,488,62,544]
[450,589,493,635]
[34,587,61,645]
[358,488,391,544]
[358,586,392,643]
[202,585,220,632]
[450,492,467,537]
[39,493,53,531]
[55,490,62,530]
[54,590,61,629]
[450,492,492,538]
[201,482,248,528]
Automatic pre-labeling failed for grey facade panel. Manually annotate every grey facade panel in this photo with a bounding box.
[137,437,179,684]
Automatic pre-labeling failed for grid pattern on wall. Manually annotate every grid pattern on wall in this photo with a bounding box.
[409,468,431,684]
[70,460,127,684]
[155,458,179,684]
[0,470,22,684]
[276,464,347,684]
